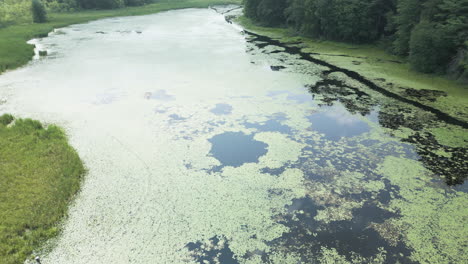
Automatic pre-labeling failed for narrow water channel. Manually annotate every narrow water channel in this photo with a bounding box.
[0,7,466,264]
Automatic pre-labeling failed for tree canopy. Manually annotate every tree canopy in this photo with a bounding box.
[243,0,468,79]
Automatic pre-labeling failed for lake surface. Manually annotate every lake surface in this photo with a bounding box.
[0,7,466,264]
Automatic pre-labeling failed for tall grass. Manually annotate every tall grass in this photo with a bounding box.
[0,115,85,264]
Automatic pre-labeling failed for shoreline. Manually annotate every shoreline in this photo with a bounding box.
[235,16,468,123]
[0,0,241,75]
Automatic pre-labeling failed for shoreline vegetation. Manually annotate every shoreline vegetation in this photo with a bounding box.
[0,0,242,75]
[0,0,466,263]
[0,115,85,264]
[240,0,468,84]
[0,1,241,263]
[236,16,468,123]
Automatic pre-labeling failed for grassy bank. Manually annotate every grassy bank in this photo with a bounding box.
[237,17,468,122]
[0,115,85,264]
[0,0,241,74]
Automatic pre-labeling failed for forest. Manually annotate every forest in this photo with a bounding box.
[243,0,468,81]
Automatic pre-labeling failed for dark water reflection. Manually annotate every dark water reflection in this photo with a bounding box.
[208,132,268,168]
[307,106,370,141]
[210,103,233,115]
[244,114,291,134]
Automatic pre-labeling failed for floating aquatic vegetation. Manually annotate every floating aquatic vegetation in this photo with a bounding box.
[168,114,187,123]
[378,157,468,264]
[401,87,447,103]
[2,7,466,264]
[186,236,239,264]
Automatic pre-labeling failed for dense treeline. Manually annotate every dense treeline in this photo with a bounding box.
[243,0,468,80]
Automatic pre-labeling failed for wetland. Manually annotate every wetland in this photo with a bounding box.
[0,6,466,264]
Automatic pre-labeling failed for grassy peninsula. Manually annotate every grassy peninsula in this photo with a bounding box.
[0,115,85,264]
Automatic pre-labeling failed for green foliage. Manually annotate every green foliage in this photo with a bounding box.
[44,0,80,12]
[248,0,396,42]
[124,0,153,6]
[0,0,32,27]
[256,0,287,26]
[245,0,468,78]
[393,0,422,55]
[409,21,455,73]
[0,113,14,125]
[243,0,261,20]
[0,115,85,264]
[32,0,47,23]
[76,0,125,9]
[0,0,241,75]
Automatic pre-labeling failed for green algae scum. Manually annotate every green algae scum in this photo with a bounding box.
[0,5,467,264]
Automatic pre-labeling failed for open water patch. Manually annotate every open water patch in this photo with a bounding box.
[308,106,370,141]
[267,90,313,104]
[244,114,292,134]
[168,114,187,124]
[262,196,413,263]
[186,236,239,264]
[145,89,175,101]
[210,103,233,115]
[208,132,268,168]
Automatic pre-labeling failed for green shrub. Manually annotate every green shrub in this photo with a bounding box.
[0,114,14,126]
[77,0,125,9]
[409,21,455,73]
[124,0,152,6]
[0,0,32,27]
[31,0,47,23]
[45,0,79,12]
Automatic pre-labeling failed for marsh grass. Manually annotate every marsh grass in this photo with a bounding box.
[0,115,85,264]
[0,0,241,74]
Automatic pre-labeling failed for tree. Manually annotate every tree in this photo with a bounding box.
[256,0,288,26]
[76,0,125,9]
[31,0,47,23]
[243,0,262,20]
[409,21,455,73]
[124,0,151,6]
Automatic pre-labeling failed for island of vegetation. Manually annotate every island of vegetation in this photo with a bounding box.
[0,115,84,263]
